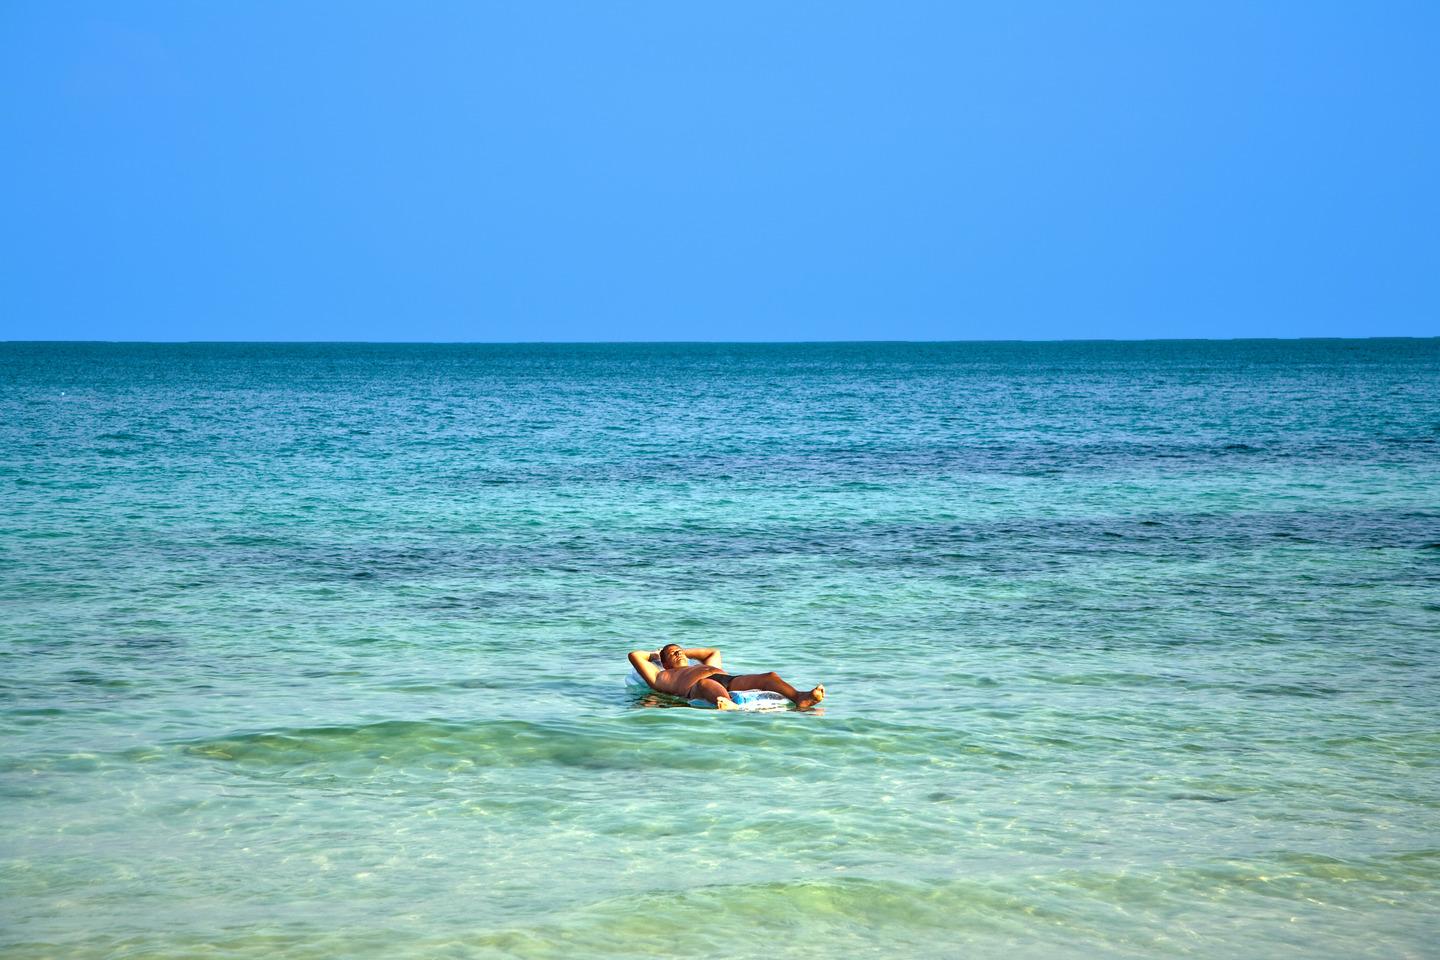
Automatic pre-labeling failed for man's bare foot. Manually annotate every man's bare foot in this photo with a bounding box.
[715,698,738,710]
[794,685,825,710]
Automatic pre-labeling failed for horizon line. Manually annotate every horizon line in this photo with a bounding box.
[4,335,1436,346]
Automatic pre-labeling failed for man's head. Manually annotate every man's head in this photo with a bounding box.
[658,643,687,669]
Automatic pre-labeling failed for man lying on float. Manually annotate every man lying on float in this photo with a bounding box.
[628,643,825,710]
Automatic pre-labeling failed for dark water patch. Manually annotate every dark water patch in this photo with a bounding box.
[436,427,1440,487]
[1032,671,1165,688]
[451,677,510,690]
[177,718,731,773]
[1168,793,1242,802]
[217,534,291,548]
[161,712,1060,780]
[61,670,133,689]
[113,634,185,650]
[140,506,1440,591]
[365,676,518,690]
[1243,683,1346,699]
[420,590,555,614]
[373,682,451,694]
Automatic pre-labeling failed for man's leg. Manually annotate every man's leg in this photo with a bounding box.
[689,678,737,710]
[727,672,825,709]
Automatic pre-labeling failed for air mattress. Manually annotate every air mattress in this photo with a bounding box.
[626,671,790,711]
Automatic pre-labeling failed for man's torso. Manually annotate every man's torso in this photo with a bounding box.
[654,664,724,697]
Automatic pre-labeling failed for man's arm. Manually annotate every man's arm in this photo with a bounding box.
[628,650,663,690]
[684,648,721,667]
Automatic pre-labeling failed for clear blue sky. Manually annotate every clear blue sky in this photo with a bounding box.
[2,1,1436,341]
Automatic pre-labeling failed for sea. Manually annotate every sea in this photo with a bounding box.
[2,340,1438,959]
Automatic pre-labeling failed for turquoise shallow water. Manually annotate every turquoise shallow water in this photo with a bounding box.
[2,340,1438,958]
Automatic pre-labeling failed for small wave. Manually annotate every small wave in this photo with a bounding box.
[1168,792,1241,803]
[1242,682,1344,699]
[177,717,725,772]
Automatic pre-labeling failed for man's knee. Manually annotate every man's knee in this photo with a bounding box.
[692,678,728,701]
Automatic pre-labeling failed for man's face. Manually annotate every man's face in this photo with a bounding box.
[659,645,685,669]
